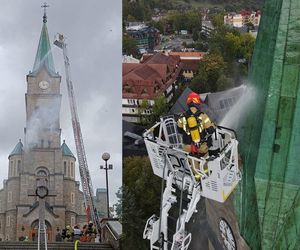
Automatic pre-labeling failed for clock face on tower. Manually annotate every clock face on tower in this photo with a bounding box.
[219,218,237,250]
[39,80,49,90]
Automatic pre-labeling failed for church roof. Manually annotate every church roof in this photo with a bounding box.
[30,16,57,76]
[61,140,75,158]
[9,139,23,158]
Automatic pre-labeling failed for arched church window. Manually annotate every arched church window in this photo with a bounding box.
[71,216,75,227]
[71,162,74,178]
[9,161,13,177]
[64,161,67,175]
[7,192,12,203]
[17,160,21,174]
[35,167,49,186]
[6,216,10,227]
[37,170,47,177]
[71,192,75,204]
[13,163,16,176]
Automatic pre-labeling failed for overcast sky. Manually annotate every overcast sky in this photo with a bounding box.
[0,0,122,206]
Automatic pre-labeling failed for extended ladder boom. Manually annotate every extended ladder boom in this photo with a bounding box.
[54,34,100,233]
[143,117,241,249]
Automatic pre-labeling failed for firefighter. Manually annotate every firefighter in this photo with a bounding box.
[177,91,216,155]
[65,225,74,242]
[177,92,216,180]
[87,221,96,242]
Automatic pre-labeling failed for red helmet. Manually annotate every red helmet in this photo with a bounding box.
[186,92,201,106]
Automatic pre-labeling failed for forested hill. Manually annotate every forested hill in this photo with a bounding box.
[194,0,264,9]
[124,0,265,22]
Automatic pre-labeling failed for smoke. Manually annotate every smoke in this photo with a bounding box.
[25,97,61,150]
[219,82,257,130]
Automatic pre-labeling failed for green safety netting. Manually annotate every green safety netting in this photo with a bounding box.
[235,0,300,249]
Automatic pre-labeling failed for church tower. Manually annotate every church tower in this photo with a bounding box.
[0,8,86,241]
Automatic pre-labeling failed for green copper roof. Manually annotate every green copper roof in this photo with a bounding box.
[31,20,56,76]
[61,140,75,158]
[235,0,300,249]
[9,139,23,158]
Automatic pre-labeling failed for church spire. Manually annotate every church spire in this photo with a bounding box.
[31,2,56,76]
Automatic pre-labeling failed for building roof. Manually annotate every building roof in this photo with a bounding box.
[61,140,75,158]
[9,139,23,158]
[205,85,245,126]
[123,63,140,76]
[123,53,182,99]
[180,59,200,71]
[30,17,57,76]
[141,53,180,66]
[169,51,207,59]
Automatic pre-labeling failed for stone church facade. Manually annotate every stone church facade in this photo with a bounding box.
[0,14,86,241]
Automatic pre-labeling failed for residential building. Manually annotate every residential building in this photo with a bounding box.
[126,25,160,52]
[224,10,261,28]
[94,188,108,218]
[201,20,214,37]
[168,52,207,80]
[122,53,182,123]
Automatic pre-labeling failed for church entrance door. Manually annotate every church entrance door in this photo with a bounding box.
[30,220,52,242]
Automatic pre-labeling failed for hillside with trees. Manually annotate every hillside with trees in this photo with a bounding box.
[123,0,265,22]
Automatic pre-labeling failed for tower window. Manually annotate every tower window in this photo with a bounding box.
[13,162,16,176]
[64,161,67,175]
[9,161,13,177]
[48,140,51,148]
[71,192,75,204]
[71,162,74,178]
[41,139,44,148]
[7,192,12,203]
[17,160,21,174]
[6,216,10,227]
[71,216,75,227]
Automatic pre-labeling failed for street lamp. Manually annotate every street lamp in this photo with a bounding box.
[100,152,113,218]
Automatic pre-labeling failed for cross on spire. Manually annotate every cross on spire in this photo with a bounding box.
[41,2,49,23]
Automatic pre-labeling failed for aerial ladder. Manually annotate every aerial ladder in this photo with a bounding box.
[143,116,241,250]
[54,34,101,235]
